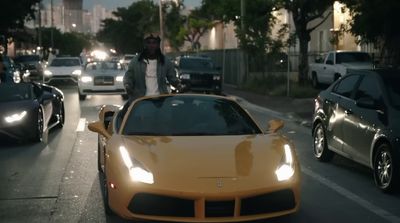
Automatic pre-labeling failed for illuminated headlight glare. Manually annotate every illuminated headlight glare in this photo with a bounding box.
[72,70,82,75]
[213,75,221,80]
[5,111,27,123]
[180,74,190,80]
[119,146,154,184]
[44,70,52,76]
[275,144,295,181]
[80,76,93,83]
[116,76,124,82]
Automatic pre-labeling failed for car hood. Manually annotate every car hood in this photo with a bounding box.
[118,134,296,192]
[341,62,373,69]
[47,66,81,73]
[178,68,220,75]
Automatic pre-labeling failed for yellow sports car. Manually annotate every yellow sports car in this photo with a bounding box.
[88,94,301,222]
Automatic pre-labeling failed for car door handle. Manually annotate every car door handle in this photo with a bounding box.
[345,109,352,115]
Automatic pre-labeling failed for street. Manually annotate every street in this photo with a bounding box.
[1,84,400,223]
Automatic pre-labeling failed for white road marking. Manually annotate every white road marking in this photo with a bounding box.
[303,167,400,223]
[76,118,86,132]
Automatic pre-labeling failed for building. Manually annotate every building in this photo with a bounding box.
[63,0,83,32]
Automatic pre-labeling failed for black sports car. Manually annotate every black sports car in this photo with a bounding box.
[0,82,65,142]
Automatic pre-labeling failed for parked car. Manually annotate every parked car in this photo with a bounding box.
[14,54,44,81]
[78,60,127,100]
[312,69,400,192]
[174,55,222,94]
[0,82,64,142]
[308,51,374,88]
[88,94,301,222]
[43,57,82,84]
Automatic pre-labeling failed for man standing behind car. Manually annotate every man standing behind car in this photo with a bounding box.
[123,33,181,100]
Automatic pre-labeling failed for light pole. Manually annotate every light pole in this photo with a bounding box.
[50,0,54,48]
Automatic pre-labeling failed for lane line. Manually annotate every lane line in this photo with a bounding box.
[303,167,400,223]
[76,118,86,132]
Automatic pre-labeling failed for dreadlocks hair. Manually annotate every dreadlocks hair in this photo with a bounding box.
[138,47,165,65]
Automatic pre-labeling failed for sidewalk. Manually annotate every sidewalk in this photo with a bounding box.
[223,84,315,127]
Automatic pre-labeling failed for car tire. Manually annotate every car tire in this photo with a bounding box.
[57,102,65,128]
[33,108,44,142]
[79,93,87,101]
[373,143,399,193]
[97,135,103,173]
[312,73,319,88]
[313,122,334,162]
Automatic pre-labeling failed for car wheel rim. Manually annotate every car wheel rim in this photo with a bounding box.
[314,125,324,157]
[376,150,392,188]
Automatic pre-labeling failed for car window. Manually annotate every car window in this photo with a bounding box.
[326,53,334,64]
[0,83,33,102]
[336,53,372,64]
[123,96,261,136]
[51,58,81,66]
[332,75,360,98]
[179,58,214,70]
[354,76,381,101]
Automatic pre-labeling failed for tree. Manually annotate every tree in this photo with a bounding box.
[0,0,41,53]
[176,14,214,51]
[198,0,280,76]
[97,0,159,54]
[343,0,400,67]
[276,0,334,84]
[164,0,186,51]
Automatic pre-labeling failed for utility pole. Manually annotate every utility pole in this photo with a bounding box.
[38,3,42,54]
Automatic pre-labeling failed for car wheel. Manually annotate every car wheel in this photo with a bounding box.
[313,122,334,162]
[57,102,65,128]
[34,108,44,142]
[312,73,319,88]
[79,93,87,101]
[373,143,399,192]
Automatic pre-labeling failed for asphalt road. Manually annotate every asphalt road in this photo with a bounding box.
[1,84,400,223]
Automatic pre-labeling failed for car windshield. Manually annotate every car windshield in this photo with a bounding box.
[382,75,400,110]
[50,58,81,66]
[180,58,214,70]
[15,55,40,62]
[123,96,262,136]
[336,52,372,64]
[0,83,33,102]
[85,61,123,71]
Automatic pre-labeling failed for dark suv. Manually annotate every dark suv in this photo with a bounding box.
[174,56,222,94]
[14,55,44,81]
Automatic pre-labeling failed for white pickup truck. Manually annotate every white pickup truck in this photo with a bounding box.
[308,50,374,88]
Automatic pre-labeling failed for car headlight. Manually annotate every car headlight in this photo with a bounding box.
[44,70,52,76]
[5,111,27,123]
[120,146,154,184]
[213,75,221,80]
[80,76,93,83]
[275,144,295,181]
[116,76,124,82]
[180,74,190,80]
[72,70,82,75]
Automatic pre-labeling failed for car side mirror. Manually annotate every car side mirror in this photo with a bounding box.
[88,121,111,139]
[267,119,284,133]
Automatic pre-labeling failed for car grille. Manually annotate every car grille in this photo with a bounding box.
[94,76,114,86]
[189,73,214,86]
[127,189,296,218]
[128,193,195,217]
